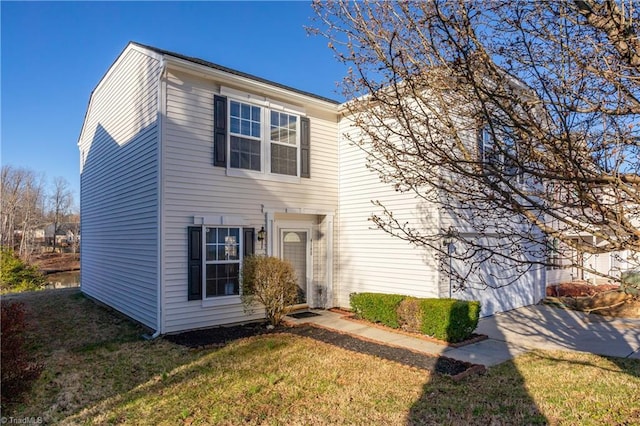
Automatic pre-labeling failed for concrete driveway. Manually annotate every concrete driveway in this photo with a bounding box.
[445,304,640,366]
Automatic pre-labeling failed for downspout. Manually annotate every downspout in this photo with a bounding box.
[144,56,167,340]
[143,329,161,341]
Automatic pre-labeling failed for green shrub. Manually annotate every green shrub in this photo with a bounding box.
[397,297,423,332]
[241,256,298,326]
[0,247,46,294]
[349,293,405,328]
[352,292,480,342]
[621,271,640,297]
[418,299,481,343]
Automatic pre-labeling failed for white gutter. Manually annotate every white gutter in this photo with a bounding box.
[163,56,340,114]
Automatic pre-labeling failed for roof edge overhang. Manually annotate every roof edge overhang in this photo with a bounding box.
[162,54,340,114]
[129,42,341,113]
[77,42,165,147]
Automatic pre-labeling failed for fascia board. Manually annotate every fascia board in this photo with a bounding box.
[163,55,339,114]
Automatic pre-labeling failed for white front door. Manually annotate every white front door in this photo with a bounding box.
[280,228,311,305]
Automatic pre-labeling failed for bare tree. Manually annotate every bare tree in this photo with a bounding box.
[312,0,639,287]
[48,177,73,252]
[67,212,80,254]
[1,165,22,249]
[1,165,47,258]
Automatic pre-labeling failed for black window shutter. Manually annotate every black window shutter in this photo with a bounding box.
[300,116,310,178]
[214,95,227,167]
[243,228,255,257]
[187,226,202,300]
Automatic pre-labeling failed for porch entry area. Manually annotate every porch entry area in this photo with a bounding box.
[264,211,334,309]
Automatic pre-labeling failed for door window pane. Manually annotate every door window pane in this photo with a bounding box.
[282,231,307,304]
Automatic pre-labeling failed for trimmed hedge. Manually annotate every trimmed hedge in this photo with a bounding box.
[349,293,405,328]
[418,298,481,343]
[350,292,480,343]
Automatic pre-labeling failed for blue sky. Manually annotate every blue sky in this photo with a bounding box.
[1,1,345,204]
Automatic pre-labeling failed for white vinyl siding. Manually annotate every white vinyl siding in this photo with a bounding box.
[78,46,162,329]
[336,119,441,308]
[337,116,546,317]
[161,69,338,333]
[445,232,546,316]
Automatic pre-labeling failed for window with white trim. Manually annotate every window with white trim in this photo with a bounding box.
[204,227,241,297]
[230,101,262,171]
[188,225,254,301]
[226,99,300,176]
[479,124,523,184]
[479,126,502,167]
[270,110,298,176]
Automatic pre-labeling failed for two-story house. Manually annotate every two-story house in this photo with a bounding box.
[78,42,546,334]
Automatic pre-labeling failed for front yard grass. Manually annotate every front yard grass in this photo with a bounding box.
[3,289,639,425]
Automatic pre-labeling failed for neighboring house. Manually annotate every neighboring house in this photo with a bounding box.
[546,235,637,285]
[45,222,80,246]
[14,227,46,244]
[78,42,546,334]
[545,182,639,285]
[32,228,46,243]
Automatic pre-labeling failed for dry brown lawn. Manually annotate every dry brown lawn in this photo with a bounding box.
[3,289,639,425]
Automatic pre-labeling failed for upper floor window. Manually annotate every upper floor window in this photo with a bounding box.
[213,93,310,179]
[270,111,298,176]
[478,125,523,184]
[228,99,300,176]
[230,101,262,171]
[479,126,502,167]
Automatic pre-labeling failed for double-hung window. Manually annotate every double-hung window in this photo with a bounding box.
[204,227,241,297]
[229,100,300,176]
[230,101,262,171]
[214,92,309,179]
[479,126,502,168]
[270,110,298,176]
[478,124,523,184]
[187,225,254,301]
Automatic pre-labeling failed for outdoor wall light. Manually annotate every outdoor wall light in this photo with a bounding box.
[442,227,456,247]
[257,226,266,242]
[257,226,266,250]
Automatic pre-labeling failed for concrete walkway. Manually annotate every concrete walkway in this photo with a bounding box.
[285,305,640,367]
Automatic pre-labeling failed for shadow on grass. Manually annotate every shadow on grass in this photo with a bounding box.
[408,303,640,425]
[6,289,639,424]
[406,301,546,424]
[7,291,476,424]
[474,304,640,375]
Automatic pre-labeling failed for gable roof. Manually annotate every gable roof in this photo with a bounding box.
[131,41,342,106]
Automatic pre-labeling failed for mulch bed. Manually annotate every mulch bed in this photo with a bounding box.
[164,322,272,348]
[546,282,620,297]
[164,323,485,380]
[544,282,640,318]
